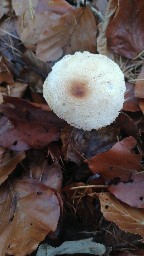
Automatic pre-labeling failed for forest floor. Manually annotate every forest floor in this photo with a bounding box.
[0,0,144,256]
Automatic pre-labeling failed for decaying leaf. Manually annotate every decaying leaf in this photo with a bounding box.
[135,67,144,99]
[16,0,96,62]
[139,99,144,113]
[0,116,30,151]
[97,0,117,58]
[123,83,140,112]
[0,96,66,149]
[36,6,97,62]
[0,150,25,185]
[0,177,61,256]
[0,55,14,84]
[61,124,119,165]
[99,192,144,238]
[0,0,11,19]
[23,49,51,78]
[86,137,142,181]
[106,0,144,59]
[117,113,139,139]
[109,172,144,208]
[12,0,38,16]
[35,0,73,14]
[0,82,28,104]
[30,161,62,192]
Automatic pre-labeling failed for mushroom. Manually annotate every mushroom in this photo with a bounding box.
[43,51,125,131]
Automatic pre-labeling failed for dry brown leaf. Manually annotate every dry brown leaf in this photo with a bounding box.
[0,177,60,256]
[36,6,97,62]
[16,0,73,50]
[30,161,62,192]
[139,99,144,113]
[99,192,144,238]
[8,82,28,97]
[16,1,96,62]
[97,0,117,58]
[0,0,11,19]
[35,0,73,14]
[0,55,14,84]
[106,0,144,59]
[0,151,25,185]
[109,172,144,208]
[0,96,66,149]
[12,0,38,16]
[62,124,119,166]
[86,137,142,182]
[0,116,29,151]
[117,113,139,139]
[0,82,28,104]
[123,83,140,112]
[135,67,144,98]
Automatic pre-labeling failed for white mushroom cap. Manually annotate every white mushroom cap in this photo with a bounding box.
[43,51,125,131]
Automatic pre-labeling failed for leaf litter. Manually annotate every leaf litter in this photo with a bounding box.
[0,0,144,255]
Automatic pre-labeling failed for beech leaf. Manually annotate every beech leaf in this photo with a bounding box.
[0,55,14,84]
[0,151,25,185]
[108,172,144,208]
[36,6,97,62]
[86,137,142,182]
[0,96,66,149]
[99,192,144,238]
[123,83,140,112]
[106,0,144,59]
[135,67,144,99]
[16,0,96,62]
[0,177,60,256]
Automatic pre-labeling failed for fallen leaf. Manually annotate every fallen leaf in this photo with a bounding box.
[12,0,38,16]
[23,49,51,78]
[123,83,140,112]
[16,0,74,49]
[106,0,144,59]
[61,124,119,165]
[0,177,60,256]
[135,67,144,98]
[30,161,62,192]
[139,99,144,113]
[99,192,144,238]
[117,113,139,139]
[0,0,11,19]
[30,102,51,111]
[97,0,117,58]
[0,82,28,104]
[48,141,62,161]
[0,55,14,84]
[0,151,25,185]
[35,0,73,14]
[8,82,28,97]
[1,96,66,149]
[36,6,97,62]
[108,172,144,208]
[86,137,142,182]
[0,116,29,151]
[16,0,96,62]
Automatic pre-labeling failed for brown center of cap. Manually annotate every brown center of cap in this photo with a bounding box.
[69,80,89,99]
